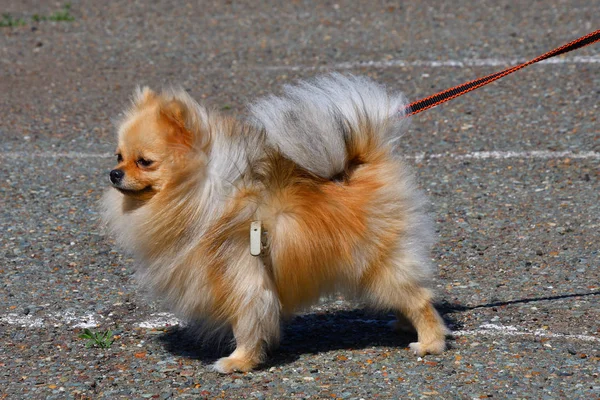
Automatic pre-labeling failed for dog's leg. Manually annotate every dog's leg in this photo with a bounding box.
[389,311,416,333]
[401,296,448,356]
[363,270,448,356]
[212,285,280,373]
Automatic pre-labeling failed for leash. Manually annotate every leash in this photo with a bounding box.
[404,29,600,117]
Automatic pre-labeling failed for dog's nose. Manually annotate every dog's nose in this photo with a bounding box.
[110,169,124,185]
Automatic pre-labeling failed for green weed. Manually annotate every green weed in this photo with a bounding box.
[79,328,114,349]
[0,13,26,28]
[1,3,74,28]
[48,3,74,22]
[31,14,47,22]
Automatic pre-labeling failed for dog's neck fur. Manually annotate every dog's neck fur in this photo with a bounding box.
[134,115,263,259]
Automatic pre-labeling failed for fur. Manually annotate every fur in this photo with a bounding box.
[102,74,448,373]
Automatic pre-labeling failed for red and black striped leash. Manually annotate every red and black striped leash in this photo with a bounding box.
[404,29,600,117]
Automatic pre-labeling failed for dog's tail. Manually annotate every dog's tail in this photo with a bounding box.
[249,73,409,179]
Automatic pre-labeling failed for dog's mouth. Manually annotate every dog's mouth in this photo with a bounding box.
[114,185,154,196]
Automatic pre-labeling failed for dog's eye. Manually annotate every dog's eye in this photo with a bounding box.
[137,158,154,167]
[116,153,123,163]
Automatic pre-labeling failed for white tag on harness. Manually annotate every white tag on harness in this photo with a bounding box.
[250,221,263,256]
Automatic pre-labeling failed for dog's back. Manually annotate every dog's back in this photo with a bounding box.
[250,73,410,179]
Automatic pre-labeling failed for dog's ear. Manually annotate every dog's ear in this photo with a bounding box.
[159,99,194,149]
[133,86,157,108]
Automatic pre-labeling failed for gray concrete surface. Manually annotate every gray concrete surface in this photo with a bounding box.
[1,1,599,398]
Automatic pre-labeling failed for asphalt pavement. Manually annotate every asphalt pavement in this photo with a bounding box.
[1,1,599,399]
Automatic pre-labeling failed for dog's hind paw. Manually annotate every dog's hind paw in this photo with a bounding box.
[408,340,446,356]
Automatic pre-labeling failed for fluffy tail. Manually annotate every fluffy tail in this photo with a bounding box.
[249,73,409,178]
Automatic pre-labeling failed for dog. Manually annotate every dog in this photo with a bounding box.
[102,74,448,373]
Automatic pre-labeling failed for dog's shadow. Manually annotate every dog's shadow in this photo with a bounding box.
[158,307,461,369]
[158,290,600,368]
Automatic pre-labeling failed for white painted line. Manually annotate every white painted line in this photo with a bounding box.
[453,323,600,343]
[0,151,112,159]
[2,312,598,343]
[0,311,179,329]
[1,150,598,162]
[0,314,45,328]
[261,56,600,71]
[409,150,600,163]
[0,311,103,329]
[62,311,104,329]
[138,312,182,329]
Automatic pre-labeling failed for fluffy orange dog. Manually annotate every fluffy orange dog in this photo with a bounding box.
[102,74,448,373]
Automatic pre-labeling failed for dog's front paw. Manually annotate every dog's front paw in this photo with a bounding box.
[408,340,446,356]
[213,356,257,374]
